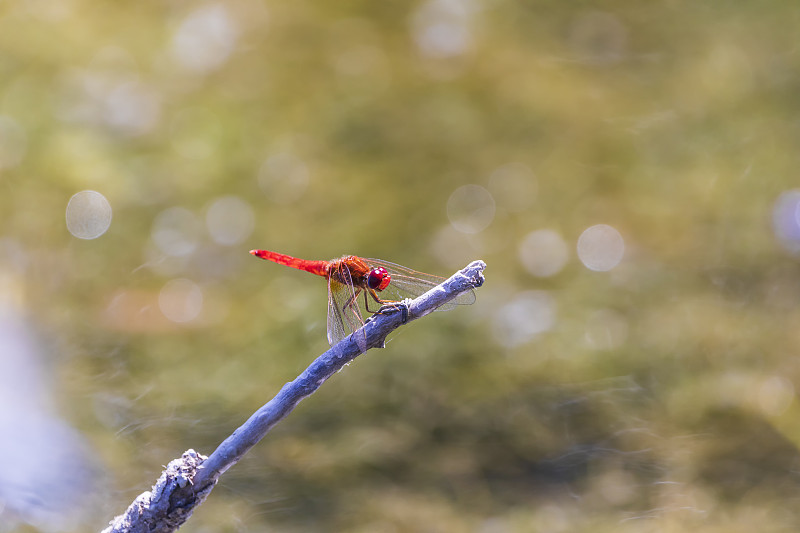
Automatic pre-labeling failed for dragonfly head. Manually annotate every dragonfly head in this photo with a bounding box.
[367,267,391,292]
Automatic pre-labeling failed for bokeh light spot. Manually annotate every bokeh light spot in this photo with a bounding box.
[412,0,475,59]
[22,0,72,21]
[518,229,569,278]
[577,224,625,272]
[415,21,470,58]
[158,278,203,323]
[206,195,254,246]
[757,376,794,417]
[103,81,161,136]
[56,47,162,137]
[258,152,310,204]
[151,207,202,257]
[772,189,800,254]
[446,184,495,234]
[172,4,238,73]
[492,291,556,348]
[65,191,112,240]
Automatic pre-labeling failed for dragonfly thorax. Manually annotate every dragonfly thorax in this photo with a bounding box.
[327,257,391,292]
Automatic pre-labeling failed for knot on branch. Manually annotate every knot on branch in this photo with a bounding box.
[103,449,214,533]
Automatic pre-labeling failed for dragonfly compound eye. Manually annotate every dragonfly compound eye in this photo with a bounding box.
[367,267,391,291]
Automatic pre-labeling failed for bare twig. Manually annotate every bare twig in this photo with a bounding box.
[101,260,486,533]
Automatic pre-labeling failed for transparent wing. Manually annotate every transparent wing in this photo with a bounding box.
[366,258,476,311]
[326,279,348,346]
[327,265,366,349]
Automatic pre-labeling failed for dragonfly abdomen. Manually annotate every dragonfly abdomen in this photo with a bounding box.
[250,250,329,277]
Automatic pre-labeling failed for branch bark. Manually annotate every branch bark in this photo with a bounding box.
[102,260,486,533]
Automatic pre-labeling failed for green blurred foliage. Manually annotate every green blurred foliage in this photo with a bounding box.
[3,0,800,531]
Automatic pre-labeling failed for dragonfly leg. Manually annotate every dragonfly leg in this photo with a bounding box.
[363,291,374,313]
[364,289,398,314]
[368,290,411,325]
[339,288,367,333]
[342,288,361,311]
[383,298,411,324]
[346,302,362,327]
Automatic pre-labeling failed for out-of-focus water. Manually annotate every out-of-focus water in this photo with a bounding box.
[2,2,800,531]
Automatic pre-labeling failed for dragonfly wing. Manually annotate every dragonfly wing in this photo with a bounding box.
[327,265,366,348]
[366,258,476,311]
[326,278,349,346]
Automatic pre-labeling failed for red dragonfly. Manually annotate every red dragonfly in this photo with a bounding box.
[250,249,476,347]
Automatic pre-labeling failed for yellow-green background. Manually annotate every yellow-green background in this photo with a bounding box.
[3,1,800,531]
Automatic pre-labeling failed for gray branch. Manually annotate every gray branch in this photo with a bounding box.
[101,260,486,533]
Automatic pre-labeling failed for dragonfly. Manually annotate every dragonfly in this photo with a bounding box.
[250,249,476,347]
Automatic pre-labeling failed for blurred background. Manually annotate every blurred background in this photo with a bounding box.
[2,1,800,531]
